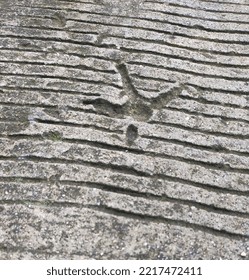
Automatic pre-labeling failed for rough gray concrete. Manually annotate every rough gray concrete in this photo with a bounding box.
[0,0,249,259]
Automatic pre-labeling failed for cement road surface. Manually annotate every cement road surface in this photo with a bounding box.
[0,0,249,259]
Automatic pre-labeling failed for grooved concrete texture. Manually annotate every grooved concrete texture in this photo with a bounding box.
[0,0,249,259]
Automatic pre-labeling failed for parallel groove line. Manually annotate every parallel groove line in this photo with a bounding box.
[1,176,249,236]
[58,0,99,5]
[165,102,249,122]
[60,19,249,45]
[0,73,122,90]
[1,131,249,180]
[1,81,247,111]
[142,8,249,24]
[0,118,123,134]
[0,60,117,74]
[69,180,249,216]
[107,37,249,57]
[3,107,249,157]
[0,85,102,97]
[70,181,249,217]
[0,63,119,82]
[0,154,248,194]
[87,205,249,239]
[1,177,248,217]
[15,1,249,21]
[0,199,247,239]
[144,0,249,15]
[178,95,249,110]
[1,131,249,174]
[143,5,249,19]
[3,122,249,161]
[32,119,123,134]
[128,68,249,93]
[1,167,248,199]
[128,61,249,82]
[0,171,249,217]
[185,82,249,94]
[12,109,249,139]
[17,9,249,35]
[148,120,249,139]
[142,134,249,157]
[0,102,57,109]
[2,31,249,59]
[0,34,100,49]
[58,0,97,4]
[150,107,249,127]
[3,41,249,71]
[199,0,249,6]
[2,99,248,138]
[4,8,249,45]
[69,13,249,35]
[120,47,249,68]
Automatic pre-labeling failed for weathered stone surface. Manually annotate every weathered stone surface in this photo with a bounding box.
[0,0,249,259]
